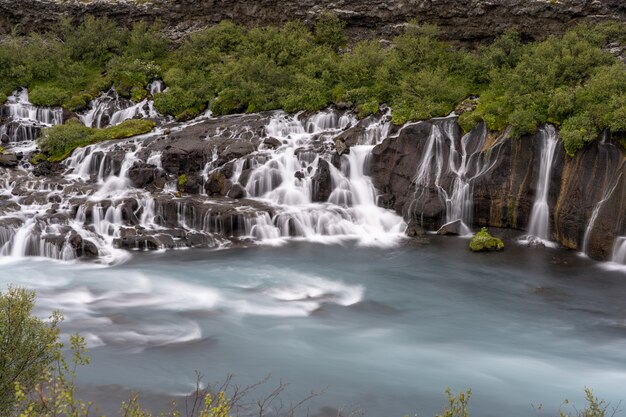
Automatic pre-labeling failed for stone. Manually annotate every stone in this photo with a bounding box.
[205,172,229,196]
[228,183,246,199]
[128,162,157,188]
[312,159,332,202]
[263,137,283,149]
[334,137,348,156]
[0,152,18,167]
[436,220,467,236]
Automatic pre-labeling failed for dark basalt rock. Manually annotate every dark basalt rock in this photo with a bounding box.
[32,160,62,177]
[371,118,626,261]
[128,162,158,188]
[205,172,229,196]
[312,159,332,202]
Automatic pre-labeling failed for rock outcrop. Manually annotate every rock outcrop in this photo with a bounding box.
[1,0,625,45]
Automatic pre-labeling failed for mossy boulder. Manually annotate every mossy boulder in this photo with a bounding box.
[469,227,504,252]
[38,119,155,162]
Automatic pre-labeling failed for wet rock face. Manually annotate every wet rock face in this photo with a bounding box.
[312,159,332,202]
[371,119,626,261]
[1,0,625,45]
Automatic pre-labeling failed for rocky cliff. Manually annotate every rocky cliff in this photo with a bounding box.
[370,119,626,260]
[1,0,626,43]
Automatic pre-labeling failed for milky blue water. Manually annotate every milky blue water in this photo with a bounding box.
[2,237,625,417]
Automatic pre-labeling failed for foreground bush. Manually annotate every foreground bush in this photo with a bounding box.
[38,119,155,162]
[0,287,61,415]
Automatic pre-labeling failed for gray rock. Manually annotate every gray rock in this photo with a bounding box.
[263,137,283,149]
[0,152,18,167]
[228,183,247,199]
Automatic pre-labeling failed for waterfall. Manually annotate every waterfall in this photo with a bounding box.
[242,110,406,246]
[611,237,626,265]
[80,89,159,128]
[523,125,558,243]
[411,119,494,235]
[0,89,63,152]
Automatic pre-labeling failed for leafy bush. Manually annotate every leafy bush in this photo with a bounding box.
[469,227,504,252]
[0,287,62,415]
[28,84,69,107]
[38,119,155,162]
[314,12,347,50]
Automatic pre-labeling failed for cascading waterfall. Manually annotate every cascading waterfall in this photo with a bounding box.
[522,125,558,244]
[241,110,405,246]
[411,119,493,235]
[581,137,624,257]
[80,88,160,128]
[0,89,63,152]
[0,95,408,262]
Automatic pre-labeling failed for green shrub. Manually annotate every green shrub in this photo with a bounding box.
[469,227,504,252]
[313,12,347,51]
[560,113,597,156]
[28,84,69,107]
[177,174,188,189]
[1,16,625,155]
[106,56,160,98]
[0,287,62,415]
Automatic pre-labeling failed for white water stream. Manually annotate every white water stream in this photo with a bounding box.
[521,125,559,245]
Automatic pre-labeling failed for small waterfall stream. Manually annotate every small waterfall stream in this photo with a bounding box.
[612,237,626,265]
[522,125,559,244]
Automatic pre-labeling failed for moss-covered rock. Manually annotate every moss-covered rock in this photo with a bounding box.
[38,119,155,162]
[469,227,504,252]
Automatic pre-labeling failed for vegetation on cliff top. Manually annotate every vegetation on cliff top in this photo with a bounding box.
[1,15,625,155]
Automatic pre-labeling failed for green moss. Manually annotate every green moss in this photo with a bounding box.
[469,227,504,252]
[38,119,155,162]
[0,146,5,155]
[177,174,188,190]
[30,153,47,165]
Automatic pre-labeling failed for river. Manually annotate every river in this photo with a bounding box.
[2,235,625,417]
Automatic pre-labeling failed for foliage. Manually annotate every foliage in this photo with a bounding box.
[38,119,155,162]
[2,15,625,154]
[0,286,62,415]
[437,388,472,417]
[313,12,347,51]
[178,174,188,189]
[461,23,626,151]
[558,388,615,417]
[469,228,504,252]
